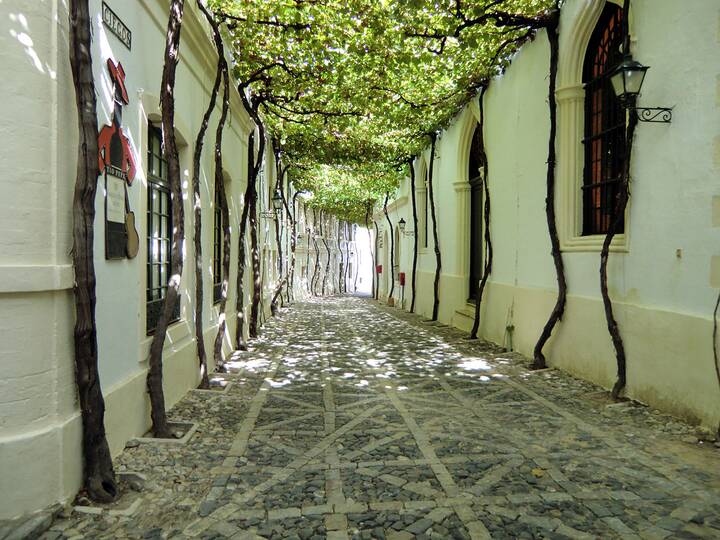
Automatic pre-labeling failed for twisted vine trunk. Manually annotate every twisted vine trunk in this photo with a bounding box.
[321,213,331,296]
[272,164,292,313]
[211,33,230,372]
[532,11,565,369]
[237,95,265,340]
[470,86,494,340]
[192,1,222,388]
[338,221,344,293]
[147,0,185,438]
[69,0,117,502]
[427,134,441,320]
[409,160,419,313]
[249,188,260,336]
[604,109,637,399]
[312,209,321,295]
[287,192,301,303]
[235,133,254,350]
[305,207,312,294]
[344,222,350,292]
[383,192,395,303]
[191,1,223,388]
[604,0,637,400]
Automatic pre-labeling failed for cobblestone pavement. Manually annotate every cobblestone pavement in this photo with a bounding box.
[45,296,720,540]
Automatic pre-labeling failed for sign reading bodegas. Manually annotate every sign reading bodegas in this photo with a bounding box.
[102,2,131,50]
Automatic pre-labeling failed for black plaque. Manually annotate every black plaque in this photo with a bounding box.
[102,2,132,50]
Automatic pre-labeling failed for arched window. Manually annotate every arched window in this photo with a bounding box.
[582,3,626,235]
[415,165,428,248]
[468,124,484,301]
[394,225,401,277]
[212,179,224,304]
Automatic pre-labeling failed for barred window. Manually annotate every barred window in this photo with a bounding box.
[212,183,223,303]
[146,124,179,334]
[468,124,484,301]
[582,3,626,235]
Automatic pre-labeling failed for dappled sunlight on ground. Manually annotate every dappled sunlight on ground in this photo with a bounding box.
[45,295,720,539]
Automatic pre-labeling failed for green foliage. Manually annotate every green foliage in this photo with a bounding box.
[208,0,555,222]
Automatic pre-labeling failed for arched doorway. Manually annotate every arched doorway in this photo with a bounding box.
[468,124,484,301]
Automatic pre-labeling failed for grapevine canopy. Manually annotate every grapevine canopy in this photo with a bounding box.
[207,0,556,222]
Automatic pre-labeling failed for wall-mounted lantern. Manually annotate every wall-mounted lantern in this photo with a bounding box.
[397,218,414,236]
[610,54,672,123]
[272,188,283,211]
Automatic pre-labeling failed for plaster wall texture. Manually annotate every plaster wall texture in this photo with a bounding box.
[0,0,286,520]
[376,0,720,429]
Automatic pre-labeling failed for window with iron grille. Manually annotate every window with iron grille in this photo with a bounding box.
[582,3,626,236]
[422,171,429,248]
[146,124,179,334]
[468,124,484,302]
[212,182,223,303]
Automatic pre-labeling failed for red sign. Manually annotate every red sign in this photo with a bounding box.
[98,59,136,183]
[399,272,406,286]
[376,265,383,274]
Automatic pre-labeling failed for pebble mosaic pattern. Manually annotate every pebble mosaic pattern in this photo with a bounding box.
[43,296,720,539]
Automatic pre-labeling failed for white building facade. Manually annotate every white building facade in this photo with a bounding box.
[374,0,720,432]
[0,0,300,519]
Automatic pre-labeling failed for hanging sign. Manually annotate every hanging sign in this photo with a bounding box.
[99,58,139,260]
[102,3,132,50]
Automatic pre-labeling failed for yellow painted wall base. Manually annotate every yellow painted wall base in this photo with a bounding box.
[449,281,720,429]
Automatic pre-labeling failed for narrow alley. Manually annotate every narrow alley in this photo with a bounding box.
[44,296,720,540]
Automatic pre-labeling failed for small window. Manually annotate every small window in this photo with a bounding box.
[468,124,484,301]
[212,182,223,303]
[394,226,401,276]
[582,3,626,235]
[146,124,179,334]
[417,168,428,249]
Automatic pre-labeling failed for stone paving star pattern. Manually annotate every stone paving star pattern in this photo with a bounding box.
[46,296,720,540]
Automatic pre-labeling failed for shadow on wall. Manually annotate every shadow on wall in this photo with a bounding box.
[355,226,373,296]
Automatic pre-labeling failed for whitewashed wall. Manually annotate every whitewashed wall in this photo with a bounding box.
[0,0,285,519]
[376,0,720,430]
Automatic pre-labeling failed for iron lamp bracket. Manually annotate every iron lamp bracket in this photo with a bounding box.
[631,106,672,123]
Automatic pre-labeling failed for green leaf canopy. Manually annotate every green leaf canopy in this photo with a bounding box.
[208,0,555,221]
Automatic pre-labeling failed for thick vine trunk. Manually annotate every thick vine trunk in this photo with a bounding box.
[409,160,419,313]
[338,221,344,293]
[383,192,396,303]
[311,209,321,295]
[235,133,254,350]
[470,86,493,340]
[147,0,185,439]
[603,0,637,400]
[195,2,223,385]
[604,110,637,399]
[312,238,321,295]
[427,134,441,320]
[344,222,350,292]
[247,127,264,339]
[69,0,117,502]
[321,213,331,296]
[211,39,230,372]
[286,191,301,304]
[531,12,565,369]
[249,187,260,336]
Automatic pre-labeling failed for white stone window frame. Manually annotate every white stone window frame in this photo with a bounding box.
[557,0,631,252]
[415,156,430,253]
